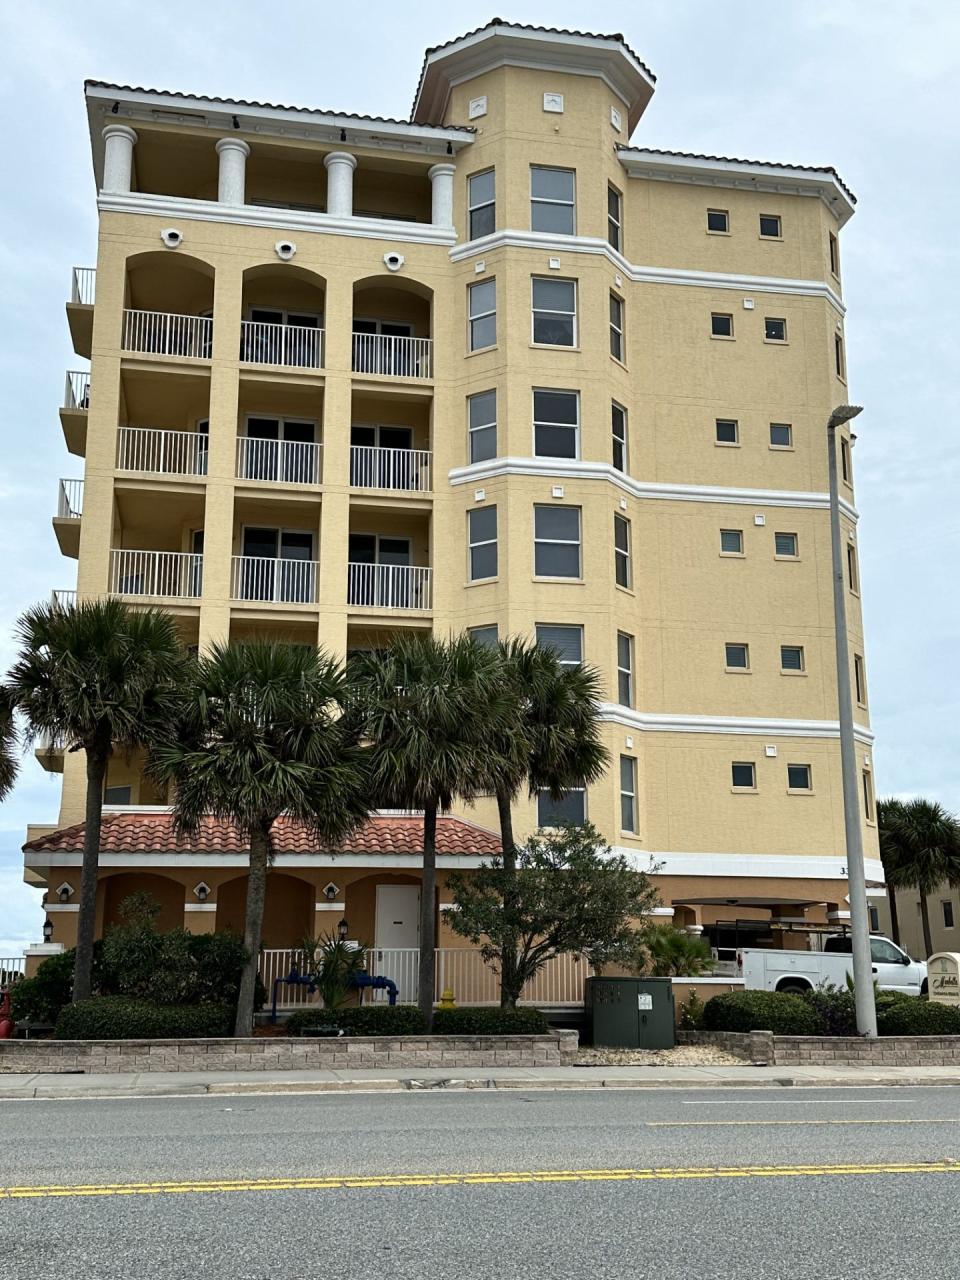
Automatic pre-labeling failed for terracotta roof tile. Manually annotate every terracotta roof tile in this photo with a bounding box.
[24,812,500,857]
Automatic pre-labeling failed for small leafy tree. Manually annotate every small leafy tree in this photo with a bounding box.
[447,823,661,1008]
[643,925,715,977]
[877,797,960,958]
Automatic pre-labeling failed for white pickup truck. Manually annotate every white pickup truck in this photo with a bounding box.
[737,934,927,996]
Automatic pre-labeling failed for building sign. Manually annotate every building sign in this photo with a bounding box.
[637,993,653,1011]
[927,953,960,1007]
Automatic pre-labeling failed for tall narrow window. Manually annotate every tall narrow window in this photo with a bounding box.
[617,632,634,706]
[854,653,867,706]
[468,279,496,351]
[614,513,631,588]
[620,756,638,832]
[847,543,859,593]
[534,505,581,578]
[467,169,495,240]
[531,166,575,234]
[607,185,623,251]
[943,901,955,930]
[611,402,628,472]
[835,333,846,379]
[829,232,840,276]
[862,769,875,820]
[535,623,583,668]
[468,506,497,581]
[840,437,852,483]
[468,390,497,463]
[533,389,579,459]
[532,278,577,346]
[609,293,625,361]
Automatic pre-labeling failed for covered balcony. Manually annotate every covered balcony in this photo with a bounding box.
[231,500,321,608]
[347,511,431,613]
[122,252,214,361]
[116,368,211,479]
[350,392,431,494]
[61,370,90,456]
[53,479,83,558]
[67,267,95,359]
[109,490,205,604]
[239,265,325,372]
[352,278,432,381]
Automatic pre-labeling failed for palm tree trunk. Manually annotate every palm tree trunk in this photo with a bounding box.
[418,804,438,1030]
[496,786,520,1010]
[72,749,108,1003]
[886,885,901,946]
[919,893,934,959]
[235,824,270,1037]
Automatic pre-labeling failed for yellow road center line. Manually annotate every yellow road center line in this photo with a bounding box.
[3,1162,960,1200]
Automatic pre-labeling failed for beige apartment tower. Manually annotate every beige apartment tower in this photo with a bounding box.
[26,20,881,971]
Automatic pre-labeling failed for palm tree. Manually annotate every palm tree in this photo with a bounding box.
[346,634,513,1027]
[876,798,905,946]
[0,686,18,801]
[877,797,960,958]
[5,599,186,1002]
[150,642,370,1036]
[484,638,609,1007]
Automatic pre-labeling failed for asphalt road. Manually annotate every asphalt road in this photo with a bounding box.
[2,1086,959,1279]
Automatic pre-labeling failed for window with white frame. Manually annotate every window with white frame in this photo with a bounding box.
[617,631,634,706]
[468,506,498,581]
[535,623,583,668]
[854,653,867,706]
[532,277,577,346]
[620,756,638,832]
[862,769,875,820]
[468,390,497,463]
[787,763,812,791]
[611,402,628,472]
[607,185,623,251]
[732,761,757,789]
[531,166,575,234]
[775,531,799,558]
[759,213,782,238]
[725,643,749,670]
[534,505,581,578]
[829,231,840,276]
[707,208,729,233]
[770,422,793,448]
[609,293,624,361]
[835,333,846,379]
[780,645,805,672]
[711,313,734,338]
[841,436,852,483]
[614,513,631,588]
[468,169,495,240]
[468,279,496,351]
[533,389,579,459]
[847,543,860,593]
[720,528,744,555]
[765,317,787,342]
[716,418,739,444]
[537,786,585,826]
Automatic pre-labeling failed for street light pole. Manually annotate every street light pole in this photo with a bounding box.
[827,403,877,1038]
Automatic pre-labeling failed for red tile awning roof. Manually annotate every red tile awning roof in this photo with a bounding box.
[23,812,501,858]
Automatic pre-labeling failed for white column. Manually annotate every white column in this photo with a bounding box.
[323,152,357,218]
[215,138,251,205]
[101,125,138,194]
[428,163,456,229]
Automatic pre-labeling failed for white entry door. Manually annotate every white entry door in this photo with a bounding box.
[372,885,421,1002]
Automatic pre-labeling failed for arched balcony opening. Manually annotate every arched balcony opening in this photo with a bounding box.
[352,276,433,380]
[123,252,215,360]
[240,264,326,371]
[101,873,185,934]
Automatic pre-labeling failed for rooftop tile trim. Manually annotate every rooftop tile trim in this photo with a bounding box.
[618,145,856,203]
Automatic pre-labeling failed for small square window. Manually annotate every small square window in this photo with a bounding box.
[468,624,499,649]
[759,214,782,238]
[537,787,585,827]
[787,763,812,791]
[711,313,734,338]
[775,531,799,558]
[770,422,793,448]
[732,762,756,789]
[725,643,749,670]
[535,623,583,668]
[765,317,787,342]
[707,209,729,233]
[715,418,739,445]
[720,528,744,555]
[780,645,805,672]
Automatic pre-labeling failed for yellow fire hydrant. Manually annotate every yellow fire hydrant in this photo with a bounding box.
[438,988,456,1009]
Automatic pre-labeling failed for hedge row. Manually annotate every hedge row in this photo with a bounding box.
[283,1005,549,1038]
[55,997,233,1041]
[701,988,960,1037]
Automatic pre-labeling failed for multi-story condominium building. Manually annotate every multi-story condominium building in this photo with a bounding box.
[24,20,881,996]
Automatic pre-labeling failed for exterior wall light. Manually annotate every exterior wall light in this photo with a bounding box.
[337,918,349,941]
[42,918,53,942]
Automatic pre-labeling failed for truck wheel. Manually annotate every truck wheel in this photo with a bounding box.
[921,979,928,995]
[776,981,810,995]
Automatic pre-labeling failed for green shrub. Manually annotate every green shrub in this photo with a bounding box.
[9,945,105,1025]
[431,1007,550,1036]
[284,1005,426,1037]
[55,996,232,1040]
[702,990,825,1036]
[187,932,249,1007]
[803,985,858,1037]
[678,991,706,1031]
[877,997,960,1037]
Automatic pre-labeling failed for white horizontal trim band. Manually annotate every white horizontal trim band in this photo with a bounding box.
[184,903,217,912]
[600,705,874,745]
[672,977,746,985]
[44,903,80,913]
[315,901,346,910]
[613,848,885,883]
[449,230,845,312]
[98,192,457,247]
[449,458,859,522]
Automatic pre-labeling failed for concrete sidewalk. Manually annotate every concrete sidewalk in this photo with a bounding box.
[3,1062,960,1099]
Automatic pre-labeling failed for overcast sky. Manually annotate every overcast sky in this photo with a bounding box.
[0,0,957,955]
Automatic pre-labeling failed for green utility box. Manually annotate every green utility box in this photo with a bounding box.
[585,977,675,1049]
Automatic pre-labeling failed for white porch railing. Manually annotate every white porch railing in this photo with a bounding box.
[260,948,589,1011]
[64,370,90,411]
[240,321,324,370]
[122,309,213,360]
[0,957,25,985]
[231,555,319,604]
[352,332,432,379]
[236,437,322,485]
[350,445,431,492]
[347,563,432,611]
[117,427,209,476]
[57,479,83,519]
[51,590,77,610]
[71,267,96,305]
[111,549,203,599]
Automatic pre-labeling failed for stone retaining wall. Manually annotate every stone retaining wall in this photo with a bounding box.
[0,1031,578,1075]
[680,1029,960,1067]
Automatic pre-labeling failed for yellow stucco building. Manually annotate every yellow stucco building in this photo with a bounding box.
[24,20,881,996]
